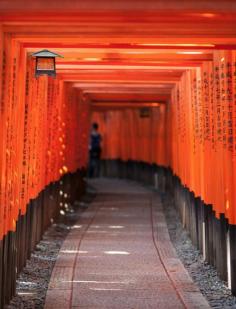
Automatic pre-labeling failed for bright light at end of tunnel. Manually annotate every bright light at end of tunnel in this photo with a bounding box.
[150,103,160,107]
[104,251,130,255]
[137,43,215,47]
[83,58,102,61]
[176,51,204,55]
[122,51,164,55]
[200,13,217,18]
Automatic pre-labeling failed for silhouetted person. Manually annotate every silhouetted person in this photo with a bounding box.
[88,122,102,177]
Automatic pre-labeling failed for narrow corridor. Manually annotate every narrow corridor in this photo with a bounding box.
[2,2,236,307]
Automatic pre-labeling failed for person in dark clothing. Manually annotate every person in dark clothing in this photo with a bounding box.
[88,122,102,177]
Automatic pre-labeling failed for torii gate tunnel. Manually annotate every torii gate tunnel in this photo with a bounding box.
[1,0,236,306]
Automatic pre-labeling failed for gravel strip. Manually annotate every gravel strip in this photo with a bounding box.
[6,223,70,309]
[161,193,236,309]
[6,186,95,309]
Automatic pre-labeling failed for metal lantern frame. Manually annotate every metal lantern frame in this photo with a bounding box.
[31,49,63,77]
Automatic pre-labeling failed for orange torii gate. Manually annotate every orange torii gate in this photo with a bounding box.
[1,1,236,305]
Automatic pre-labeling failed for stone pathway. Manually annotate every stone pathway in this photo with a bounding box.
[44,178,210,309]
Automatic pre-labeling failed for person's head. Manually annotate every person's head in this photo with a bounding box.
[92,122,99,131]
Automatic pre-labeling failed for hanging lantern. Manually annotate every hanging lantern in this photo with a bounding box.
[31,49,63,77]
[139,107,150,118]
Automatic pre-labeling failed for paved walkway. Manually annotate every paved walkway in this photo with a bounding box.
[44,179,210,309]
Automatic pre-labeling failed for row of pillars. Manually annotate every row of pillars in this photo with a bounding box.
[0,169,86,308]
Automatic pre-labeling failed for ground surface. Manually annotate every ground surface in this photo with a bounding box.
[44,178,209,309]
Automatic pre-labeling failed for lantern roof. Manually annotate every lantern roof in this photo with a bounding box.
[32,49,63,58]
